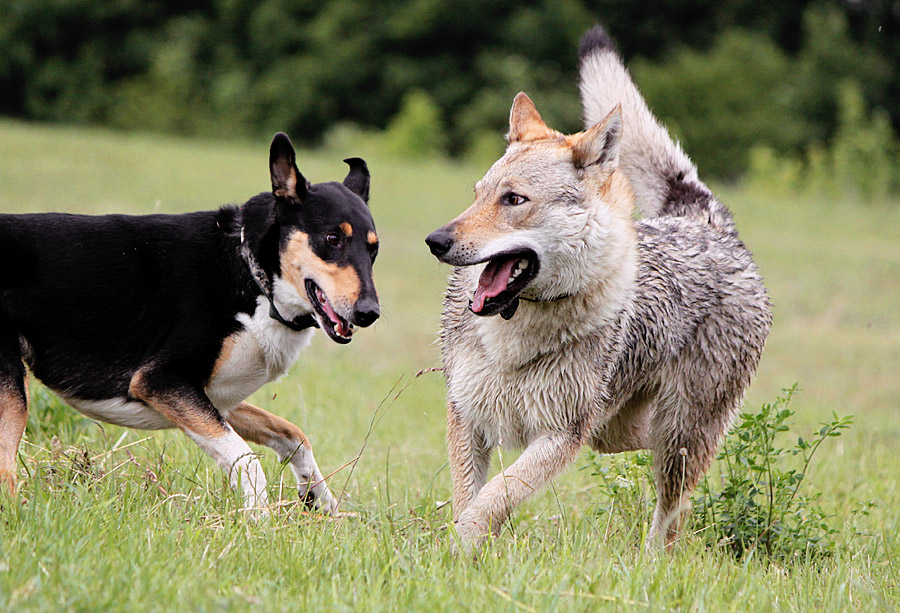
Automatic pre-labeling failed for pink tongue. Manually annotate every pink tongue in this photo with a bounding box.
[320,296,348,335]
[472,257,520,313]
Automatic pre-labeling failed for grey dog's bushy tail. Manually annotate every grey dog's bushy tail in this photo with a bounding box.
[578,25,736,235]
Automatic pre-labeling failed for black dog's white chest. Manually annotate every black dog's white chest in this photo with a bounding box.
[205,297,316,412]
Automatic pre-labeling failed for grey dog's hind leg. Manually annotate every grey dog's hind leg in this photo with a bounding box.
[648,392,737,548]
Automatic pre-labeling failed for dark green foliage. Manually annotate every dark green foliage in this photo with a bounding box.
[693,385,854,561]
[633,6,900,182]
[632,31,805,179]
[747,79,900,201]
[0,0,898,178]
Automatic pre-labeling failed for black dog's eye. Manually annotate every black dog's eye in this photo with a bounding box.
[368,243,379,263]
[326,232,341,247]
[501,192,528,206]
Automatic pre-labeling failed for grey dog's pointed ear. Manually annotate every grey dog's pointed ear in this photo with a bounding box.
[270,132,309,203]
[571,104,622,174]
[342,157,370,203]
[508,92,557,143]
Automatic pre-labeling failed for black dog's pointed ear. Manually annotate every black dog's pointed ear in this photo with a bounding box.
[270,132,309,203]
[342,157,370,204]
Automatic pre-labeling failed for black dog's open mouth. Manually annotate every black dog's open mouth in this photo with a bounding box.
[469,249,540,318]
[305,280,354,344]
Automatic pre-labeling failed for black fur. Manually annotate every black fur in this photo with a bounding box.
[578,25,618,61]
[0,134,378,406]
[342,158,370,203]
[1,210,248,399]
[662,173,736,234]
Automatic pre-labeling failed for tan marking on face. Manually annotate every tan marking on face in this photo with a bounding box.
[0,386,28,493]
[281,231,361,309]
[367,231,378,245]
[452,201,507,242]
[128,371,227,439]
[227,402,312,449]
[450,144,564,244]
[340,222,353,238]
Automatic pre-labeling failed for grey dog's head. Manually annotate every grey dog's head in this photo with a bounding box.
[426,93,635,318]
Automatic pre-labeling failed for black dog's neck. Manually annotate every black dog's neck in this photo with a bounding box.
[233,197,317,332]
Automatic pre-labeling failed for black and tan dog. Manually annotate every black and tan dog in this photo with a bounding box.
[0,133,380,513]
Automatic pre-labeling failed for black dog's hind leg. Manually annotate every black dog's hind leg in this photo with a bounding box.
[0,318,27,495]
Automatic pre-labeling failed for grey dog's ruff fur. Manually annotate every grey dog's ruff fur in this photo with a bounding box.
[433,25,772,549]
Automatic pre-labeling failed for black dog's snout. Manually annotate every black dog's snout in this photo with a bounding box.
[426,228,453,257]
[352,298,380,327]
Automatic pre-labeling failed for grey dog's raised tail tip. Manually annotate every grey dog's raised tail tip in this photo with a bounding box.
[578,25,617,61]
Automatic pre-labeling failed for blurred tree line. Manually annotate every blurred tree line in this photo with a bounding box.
[1,0,898,187]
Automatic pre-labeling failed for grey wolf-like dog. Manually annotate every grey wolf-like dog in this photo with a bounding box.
[425,25,772,550]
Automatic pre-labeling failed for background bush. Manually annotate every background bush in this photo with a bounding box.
[1,0,898,186]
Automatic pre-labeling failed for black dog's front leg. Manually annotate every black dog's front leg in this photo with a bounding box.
[129,368,268,509]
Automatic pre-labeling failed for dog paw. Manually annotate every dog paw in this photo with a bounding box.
[299,480,339,516]
[452,510,494,554]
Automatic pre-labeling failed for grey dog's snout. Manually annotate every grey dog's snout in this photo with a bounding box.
[426,228,454,258]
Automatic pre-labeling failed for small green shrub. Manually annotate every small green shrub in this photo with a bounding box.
[584,385,855,561]
[383,90,448,158]
[746,80,900,202]
[693,385,853,560]
[583,450,653,545]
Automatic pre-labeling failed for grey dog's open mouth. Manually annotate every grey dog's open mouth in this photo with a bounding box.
[469,249,539,318]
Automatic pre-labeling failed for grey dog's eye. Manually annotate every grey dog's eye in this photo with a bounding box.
[501,192,528,206]
[326,232,340,246]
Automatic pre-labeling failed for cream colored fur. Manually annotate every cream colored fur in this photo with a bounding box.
[433,33,771,552]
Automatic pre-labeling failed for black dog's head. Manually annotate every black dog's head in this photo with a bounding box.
[268,133,379,343]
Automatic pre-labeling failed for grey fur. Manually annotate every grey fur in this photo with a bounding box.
[430,26,772,551]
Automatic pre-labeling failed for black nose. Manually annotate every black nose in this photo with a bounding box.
[352,298,380,327]
[425,228,453,257]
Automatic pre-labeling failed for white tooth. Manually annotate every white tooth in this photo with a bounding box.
[520,259,529,270]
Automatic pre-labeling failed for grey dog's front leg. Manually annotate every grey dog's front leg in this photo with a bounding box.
[447,403,492,521]
[454,431,582,549]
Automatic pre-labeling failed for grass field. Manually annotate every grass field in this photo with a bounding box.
[0,120,898,610]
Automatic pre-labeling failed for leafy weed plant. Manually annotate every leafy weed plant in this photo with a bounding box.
[585,385,855,561]
[583,450,654,546]
[695,384,853,561]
